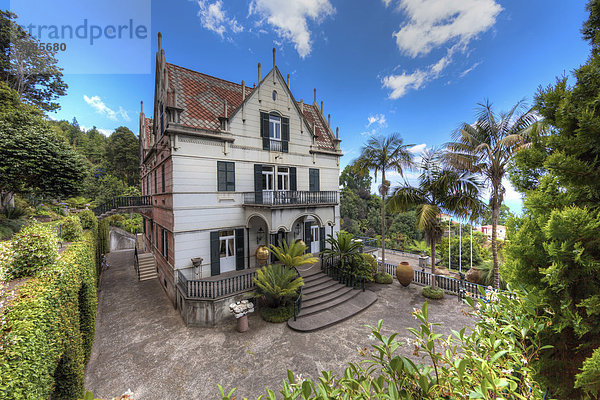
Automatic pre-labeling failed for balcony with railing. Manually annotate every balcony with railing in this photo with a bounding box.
[243,190,338,207]
[93,196,153,217]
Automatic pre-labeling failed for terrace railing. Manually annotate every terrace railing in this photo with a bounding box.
[243,190,337,207]
[177,270,257,299]
[93,196,152,217]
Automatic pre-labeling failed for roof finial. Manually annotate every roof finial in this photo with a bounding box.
[314,88,317,103]
[140,100,143,113]
[158,32,162,50]
[287,74,290,88]
[328,113,331,128]
[272,47,276,68]
[258,62,261,82]
[300,98,304,112]
[336,127,339,139]
[320,100,323,113]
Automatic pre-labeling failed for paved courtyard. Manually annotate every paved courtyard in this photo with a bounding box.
[85,250,473,400]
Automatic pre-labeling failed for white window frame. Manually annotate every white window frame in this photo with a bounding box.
[262,166,274,191]
[277,167,289,191]
[269,115,281,140]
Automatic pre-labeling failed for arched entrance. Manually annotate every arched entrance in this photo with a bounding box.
[247,214,269,268]
[290,215,324,255]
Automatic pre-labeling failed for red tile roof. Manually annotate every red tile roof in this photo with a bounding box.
[165,62,337,151]
[143,117,153,148]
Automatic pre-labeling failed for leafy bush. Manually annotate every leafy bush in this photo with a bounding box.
[78,209,97,231]
[106,213,142,234]
[0,230,97,399]
[422,285,444,299]
[346,253,377,281]
[61,215,83,242]
[260,304,294,323]
[374,272,393,284]
[8,223,59,279]
[253,264,304,308]
[323,231,362,269]
[474,260,507,289]
[64,197,90,209]
[221,293,549,399]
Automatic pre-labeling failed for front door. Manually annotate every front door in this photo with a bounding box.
[311,225,320,254]
[219,230,236,273]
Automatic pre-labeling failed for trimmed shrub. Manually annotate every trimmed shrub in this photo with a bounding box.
[422,285,444,299]
[8,223,59,279]
[0,230,97,399]
[61,216,83,242]
[346,253,377,281]
[260,304,294,323]
[374,272,393,284]
[78,209,97,231]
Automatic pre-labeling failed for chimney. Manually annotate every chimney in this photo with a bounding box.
[258,63,261,82]
[328,114,331,128]
[242,80,245,101]
[300,99,303,112]
[272,47,276,67]
[158,32,162,50]
[336,127,339,139]
[320,100,323,113]
[287,74,290,88]
[314,88,317,103]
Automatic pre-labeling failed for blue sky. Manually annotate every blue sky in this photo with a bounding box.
[5,0,591,213]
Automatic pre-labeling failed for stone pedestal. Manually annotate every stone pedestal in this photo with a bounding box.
[237,314,249,333]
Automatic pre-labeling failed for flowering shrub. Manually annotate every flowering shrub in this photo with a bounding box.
[8,223,59,279]
[221,289,550,399]
[61,215,83,242]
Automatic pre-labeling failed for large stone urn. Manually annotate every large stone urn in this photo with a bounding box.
[396,261,413,287]
[256,245,269,266]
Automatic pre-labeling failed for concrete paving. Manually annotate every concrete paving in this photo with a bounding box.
[85,249,473,400]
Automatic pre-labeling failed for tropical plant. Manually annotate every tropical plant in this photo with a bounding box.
[346,253,377,281]
[388,150,484,288]
[422,285,444,299]
[269,240,318,268]
[355,134,414,271]
[252,264,304,308]
[322,231,362,270]
[445,100,541,288]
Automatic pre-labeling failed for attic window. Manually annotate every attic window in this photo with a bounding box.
[272,90,277,101]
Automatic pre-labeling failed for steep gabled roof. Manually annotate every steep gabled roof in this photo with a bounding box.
[165,62,337,151]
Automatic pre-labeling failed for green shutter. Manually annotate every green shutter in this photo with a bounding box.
[290,167,297,191]
[210,231,220,276]
[227,162,235,191]
[261,112,270,150]
[304,221,312,253]
[217,161,226,191]
[235,228,244,270]
[309,169,320,192]
[320,227,325,253]
[254,164,263,204]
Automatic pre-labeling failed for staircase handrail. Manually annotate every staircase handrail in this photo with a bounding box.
[292,266,303,321]
[134,243,140,280]
[320,254,366,291]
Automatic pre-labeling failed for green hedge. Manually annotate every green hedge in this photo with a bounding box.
[0,230,98,399]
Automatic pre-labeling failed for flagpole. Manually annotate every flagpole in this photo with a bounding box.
[448,216,451,271]
[459,220,462,274]
[470,221,473,270]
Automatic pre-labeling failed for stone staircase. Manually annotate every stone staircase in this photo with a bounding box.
[137,253,157,281]
[287,265,377,332]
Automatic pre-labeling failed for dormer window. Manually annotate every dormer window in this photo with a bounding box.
[269,115,281,140]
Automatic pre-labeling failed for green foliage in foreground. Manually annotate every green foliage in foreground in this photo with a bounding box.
[260,304,294,323]
[221,293,550,399]
[0,230,97,399]
[422,285,444,300]
[61,215,83,242]
[6,223,58,279]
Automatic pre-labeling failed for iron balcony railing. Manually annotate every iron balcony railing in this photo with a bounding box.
[243,190,338,206]
[177,270,257,299]
[93,196,152,216]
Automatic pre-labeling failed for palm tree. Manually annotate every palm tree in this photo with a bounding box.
[322,231,363,270]
[445,100,541,288]
[355,134,414,271]
[387,150,484,288]
[269,240,318,269]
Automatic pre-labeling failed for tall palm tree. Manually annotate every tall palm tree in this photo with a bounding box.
[388,150,484,288]
[355,134,414,271]
[445,100,541,288]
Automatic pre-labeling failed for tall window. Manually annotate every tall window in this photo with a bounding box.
[154,170,157,194]
[262,166,274,191]
[161,164,165,192]
[277,167,289,191]
[162,228,168,258]
[269,115,281,140]
[217,161,235,191]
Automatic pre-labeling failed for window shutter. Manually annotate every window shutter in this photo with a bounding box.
[210,231,220,276]
[235,228,245,270]
[304,221,312,253]
[254,164,263,204]
[290,167,297,191]
[309,169,320,192]
[261,112,270,150]
[282,117,289,153]
[319,227,325,252]
[227,162,235,191]
[217,161,226,191]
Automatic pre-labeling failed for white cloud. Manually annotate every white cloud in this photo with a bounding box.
[382,0,501,99]
[390,0,502,58]
[459,61,481,78]
[83,95,130,121]
[196,0,243,38]
[367,113,387,127]
[408,143,426,153]
[249,0,335,58]
[81,126,114,137]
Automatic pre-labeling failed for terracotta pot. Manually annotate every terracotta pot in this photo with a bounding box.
[237,314,249,333]
[396,262,413,287]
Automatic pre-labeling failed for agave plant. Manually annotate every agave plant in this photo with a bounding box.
[252,264,304,308]
[269,240,318,268]
[323,231,363,270]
